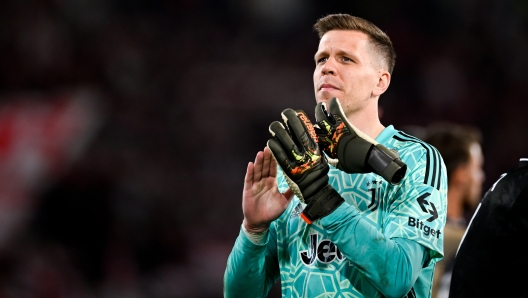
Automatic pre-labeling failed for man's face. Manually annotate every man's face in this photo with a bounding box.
[313,30,385,115]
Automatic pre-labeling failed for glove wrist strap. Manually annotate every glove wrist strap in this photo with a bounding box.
[301,185,344,224]
[368,145,407,185]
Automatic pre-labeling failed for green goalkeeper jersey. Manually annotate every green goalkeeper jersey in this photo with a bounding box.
[225,125,447,298]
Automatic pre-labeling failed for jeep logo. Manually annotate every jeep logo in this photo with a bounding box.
[300,233,346,265]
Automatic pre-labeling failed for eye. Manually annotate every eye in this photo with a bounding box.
[316,57,328,64]
[342,56,352,62]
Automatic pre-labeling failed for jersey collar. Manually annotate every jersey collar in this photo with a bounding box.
[375,125,396,144]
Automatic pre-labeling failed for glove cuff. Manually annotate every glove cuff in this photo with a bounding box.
[368,145,408,185]
[301,185,344,224]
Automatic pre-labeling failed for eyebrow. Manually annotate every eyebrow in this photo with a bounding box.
[314,49,357,61]
[313,51,324,61]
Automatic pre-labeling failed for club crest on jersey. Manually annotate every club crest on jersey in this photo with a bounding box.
[300,233,347,265]
[366,179,383,211]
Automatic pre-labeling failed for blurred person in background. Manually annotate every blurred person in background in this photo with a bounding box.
[449,157,528,297]
[224,13,447,298]
[423,122,485,298]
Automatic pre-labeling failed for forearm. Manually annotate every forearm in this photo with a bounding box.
[321,204,426,298]
[224,227,279,298]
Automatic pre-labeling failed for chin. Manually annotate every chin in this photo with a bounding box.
[316,95,336,104]
[318,90,342,101]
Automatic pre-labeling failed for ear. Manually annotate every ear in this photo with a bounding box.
[372,70,390,97]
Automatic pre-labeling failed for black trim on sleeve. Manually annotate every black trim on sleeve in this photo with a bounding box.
[393,133,442,191]
[405,287,417,298]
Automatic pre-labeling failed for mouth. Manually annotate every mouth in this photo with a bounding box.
[319,83,339,91]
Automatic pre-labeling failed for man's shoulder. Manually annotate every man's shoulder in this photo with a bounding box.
[380,127,447,194]
[383,128,441,169]
[482,158,528,213]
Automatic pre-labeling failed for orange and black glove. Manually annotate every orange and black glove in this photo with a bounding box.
[314,97,407,185]
[267,109,343,224]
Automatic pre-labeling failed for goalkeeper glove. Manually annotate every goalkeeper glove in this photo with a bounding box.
[314,97,407,185]
[267,108,343,224]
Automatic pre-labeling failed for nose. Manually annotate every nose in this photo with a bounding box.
[321,59,336,75]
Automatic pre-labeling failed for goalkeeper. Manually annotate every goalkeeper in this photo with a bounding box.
[224,14,447,298]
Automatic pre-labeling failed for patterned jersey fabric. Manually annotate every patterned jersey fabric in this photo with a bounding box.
[224,125,448,298]
[272,125,447,297]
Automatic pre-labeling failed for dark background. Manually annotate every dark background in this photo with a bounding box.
[1,0,527,297]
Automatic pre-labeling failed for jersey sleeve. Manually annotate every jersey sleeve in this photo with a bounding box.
[319,141,447,297]
[224,167,300,297]
[321,203,429,298]
[223,226,280,298]
[384,147,448,262]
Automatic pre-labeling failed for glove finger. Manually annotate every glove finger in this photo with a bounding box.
[314,102,334,148]
[328,97,346,119]
[269,120,301,161]
[327,98,349,125]
[315,101,336,127]
[328,97,378,144]
[267,138,305,201]
[266,138,293,172]
[281,109,317,152]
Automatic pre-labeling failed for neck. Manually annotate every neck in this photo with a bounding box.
[347,102,385,140]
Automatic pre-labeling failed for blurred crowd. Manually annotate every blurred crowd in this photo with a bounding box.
[0,0,528,297]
